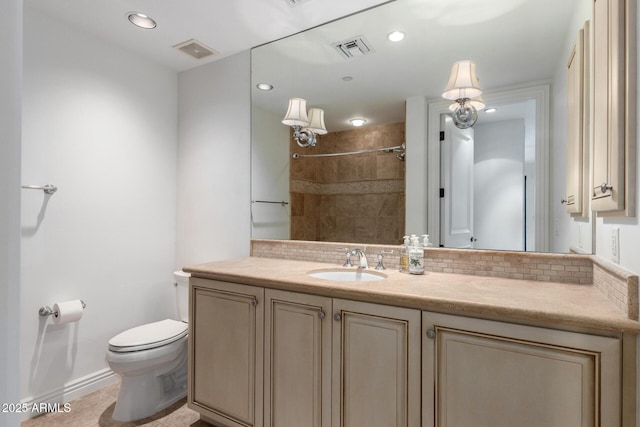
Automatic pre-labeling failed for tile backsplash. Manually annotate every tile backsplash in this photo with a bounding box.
[592,257,639,320]
[251,239,639,320]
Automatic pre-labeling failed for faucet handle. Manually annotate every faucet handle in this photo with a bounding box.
[375,250,394,270]
[337,247,352,267]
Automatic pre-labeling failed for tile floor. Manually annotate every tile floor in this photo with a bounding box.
[20,382,210,427]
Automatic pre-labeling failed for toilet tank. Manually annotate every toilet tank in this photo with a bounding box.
[174,271,190,322]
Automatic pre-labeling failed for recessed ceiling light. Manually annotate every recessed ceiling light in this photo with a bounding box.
[387,31,405,42]
[127,12,157,29]
[342,76,354,82]
[349,118,367,127]
[484,108,497,113]
[256,83,273,91]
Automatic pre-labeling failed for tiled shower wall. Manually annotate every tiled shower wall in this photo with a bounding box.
[290,122,405,244]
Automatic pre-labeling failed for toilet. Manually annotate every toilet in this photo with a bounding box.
[105,271,190,422]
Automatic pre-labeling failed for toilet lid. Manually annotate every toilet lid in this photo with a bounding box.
[109,319,188,353]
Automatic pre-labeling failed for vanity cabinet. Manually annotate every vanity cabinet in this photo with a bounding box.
[264,289,332,427]
[188,278,264,427]
[189,278,630,427]
[422,311,622,427]
[332,299,421,427]
[591,0,636,216]
[264,289,421,427]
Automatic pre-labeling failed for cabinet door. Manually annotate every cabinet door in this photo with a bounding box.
[591,0,635,214]
[264,289,332,427]
[189,278,264,427]
[332,299,421,427]
[422,312,621,427]
[566,22,590,217]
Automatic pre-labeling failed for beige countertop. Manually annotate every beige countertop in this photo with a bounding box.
[184,256,640,334]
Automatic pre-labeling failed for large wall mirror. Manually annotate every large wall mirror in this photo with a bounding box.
[251,0,593,254]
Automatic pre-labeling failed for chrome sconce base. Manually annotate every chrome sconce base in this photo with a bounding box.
[292,126,318,148]
[451,98,478,129]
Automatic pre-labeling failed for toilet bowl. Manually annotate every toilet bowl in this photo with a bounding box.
[105,271,190,422]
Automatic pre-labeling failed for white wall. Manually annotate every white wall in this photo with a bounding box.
[251,106,290,239]
[0,0,22,425]
[176,52,251,268]
[473,119,526,251]
[21,6,178,407]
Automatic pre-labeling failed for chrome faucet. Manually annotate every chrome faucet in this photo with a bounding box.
[375,250,394,270]
[338,248,352,267]
[350,248,368,269]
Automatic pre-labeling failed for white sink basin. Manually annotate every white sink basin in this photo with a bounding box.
[308,269,386,282]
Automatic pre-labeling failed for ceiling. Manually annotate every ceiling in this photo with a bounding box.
[26,0,587,132]
[25,0,391,72]
[251,0,586,130]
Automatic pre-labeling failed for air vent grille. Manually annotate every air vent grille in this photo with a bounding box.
[173,39,218,60]
[331,35,374,59]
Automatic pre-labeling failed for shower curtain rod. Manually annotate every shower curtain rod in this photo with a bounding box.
[292,143,405,159]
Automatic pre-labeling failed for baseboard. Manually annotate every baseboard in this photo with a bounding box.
[20,368,119,421]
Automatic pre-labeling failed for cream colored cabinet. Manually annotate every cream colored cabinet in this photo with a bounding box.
[188,278,264,427]
[332,299,421,427]
[189,279,631,427]
[591,0,636,215]
[264,292,421,427]
[264,289,332,427]
[566,21,590,217]
[422,311,623,427]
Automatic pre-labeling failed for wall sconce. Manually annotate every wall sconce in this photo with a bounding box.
[282,98,327,147]
[448,96,485,113]
[442,60,483,129]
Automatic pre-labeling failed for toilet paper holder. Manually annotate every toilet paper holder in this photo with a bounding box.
[39,300,86,317]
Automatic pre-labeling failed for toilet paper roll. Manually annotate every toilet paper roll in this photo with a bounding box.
[52,300,84,325]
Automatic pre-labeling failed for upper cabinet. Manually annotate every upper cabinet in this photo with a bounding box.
[591,0,636,216]
[566,21,590,217]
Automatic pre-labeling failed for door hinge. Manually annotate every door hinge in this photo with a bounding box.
[440,188,445,198]
[439,131,445,141]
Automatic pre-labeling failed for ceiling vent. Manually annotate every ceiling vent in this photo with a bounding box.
[173,39,218,60]
[332,35,374,59]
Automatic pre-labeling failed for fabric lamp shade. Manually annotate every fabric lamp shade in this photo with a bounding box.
[442,60,483,100]
[306,108,327,134]
[282,98,310,127]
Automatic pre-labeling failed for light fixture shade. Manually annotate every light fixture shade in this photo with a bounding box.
[282,98,310,127]
[449,96,485,112]
[306,108,327,135]
[442,60,482,100]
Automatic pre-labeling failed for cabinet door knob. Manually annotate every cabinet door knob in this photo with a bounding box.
[251,297,258,306]
[600,183,613,193]
[318,311,325,319]
[426,329,436,339]
[333,313,342,321]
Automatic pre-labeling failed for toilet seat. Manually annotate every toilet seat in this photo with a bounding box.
[109,319,188,353]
